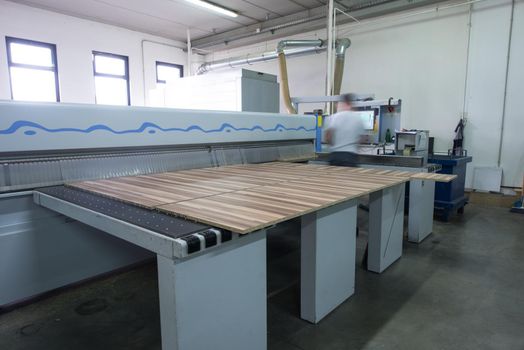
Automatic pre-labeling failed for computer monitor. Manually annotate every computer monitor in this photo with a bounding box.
[354,111,375,130]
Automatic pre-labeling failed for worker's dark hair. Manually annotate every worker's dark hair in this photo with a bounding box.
[341,93,358,104]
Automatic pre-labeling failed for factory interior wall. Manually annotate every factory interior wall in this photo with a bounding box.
[0,1,520,187]
[0,0,189,106]
[463,0,517,189]
[498,0,524,190]
[205,0,522,188]
[340,6,468,164]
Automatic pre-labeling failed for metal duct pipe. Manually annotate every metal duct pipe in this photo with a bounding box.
[277,39,325,114]
[197,37,350,115]
[276,39,324,53]
[332,38,352,112]
[196,46,326,75]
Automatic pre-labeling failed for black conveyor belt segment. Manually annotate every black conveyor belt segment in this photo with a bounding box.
[180,235,202,253]
[36,186,209,239]
[201,230,218,248]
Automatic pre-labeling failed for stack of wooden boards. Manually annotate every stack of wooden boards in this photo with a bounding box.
[68,162,456,233]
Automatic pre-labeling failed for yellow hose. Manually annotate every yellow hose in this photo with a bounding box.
[278,52,297,114]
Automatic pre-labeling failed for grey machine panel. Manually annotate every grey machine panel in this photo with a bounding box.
[241,70,279,113]
[0,191,152,307]
[0,101,315,308]
[0,100,314,153]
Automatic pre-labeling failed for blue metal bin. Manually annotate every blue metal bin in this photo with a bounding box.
[428,154,473,221]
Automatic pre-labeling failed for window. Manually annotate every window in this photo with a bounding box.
[6,37,60,102]
[156,61,183,86]
[92,51,130,105]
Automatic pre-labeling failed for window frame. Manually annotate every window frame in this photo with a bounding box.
[155,61,183,84]
[92,50,131,106]
[5,36,60,102]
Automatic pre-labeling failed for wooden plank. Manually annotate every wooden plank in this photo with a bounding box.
[260,162,454,182]
[138,174,241,192]
[68,162,417,233]
[409,173,457,182]
[157,203,263,233]
[288,178,399,194]
[231,189,328,208]
[218,192,311,213]
[71,181,166,208]
[183,168,289,185]
[247,184,345,204]
[114,176,222,197]
[158,198,274,233]
[151,173,265,189]
[90,179,194,203]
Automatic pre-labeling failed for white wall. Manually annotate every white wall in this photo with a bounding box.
[205,0,523,188]
[0,0,189,106]
[463,0,514,188]
[205,5,470,155]
[499,0,524,189]
[342,7,469,157]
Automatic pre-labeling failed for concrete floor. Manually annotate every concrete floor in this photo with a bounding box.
[1,202,523,350]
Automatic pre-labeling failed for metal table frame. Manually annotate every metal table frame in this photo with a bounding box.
[33,179,406,347]
[34,191,267,350]
[301,199,357,323]
[360,164,437,244]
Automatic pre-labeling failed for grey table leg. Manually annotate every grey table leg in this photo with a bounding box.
[301,199,357,324]
[368,183,405,273]
[408,179,436,243]
[157,230,267,350]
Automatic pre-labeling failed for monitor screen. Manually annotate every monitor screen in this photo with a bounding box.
[354,111,375,130]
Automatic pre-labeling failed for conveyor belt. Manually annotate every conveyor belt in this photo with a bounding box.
[37,186,209,239]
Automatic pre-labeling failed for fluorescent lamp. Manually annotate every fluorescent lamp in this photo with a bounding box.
[184,0,238,18]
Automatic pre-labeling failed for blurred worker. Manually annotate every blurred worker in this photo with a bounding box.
[324,93,365,167]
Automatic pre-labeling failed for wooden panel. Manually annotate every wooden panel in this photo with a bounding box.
[409,173,457,182]
[68,162,428,233]
[272,163,458,185]
[261,161,457,182]
[71,180,174,208]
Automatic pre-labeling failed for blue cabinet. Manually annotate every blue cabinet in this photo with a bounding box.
[428,154,472,221]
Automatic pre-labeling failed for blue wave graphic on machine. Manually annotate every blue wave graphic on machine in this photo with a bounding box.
[0,120,316,136]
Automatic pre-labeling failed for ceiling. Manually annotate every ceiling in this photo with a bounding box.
[8,0,447,49]
[8,0,327,41]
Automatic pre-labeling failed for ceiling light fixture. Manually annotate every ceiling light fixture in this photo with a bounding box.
[184,0,238,18]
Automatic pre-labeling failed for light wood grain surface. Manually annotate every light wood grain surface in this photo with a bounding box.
[68,162,455,233]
